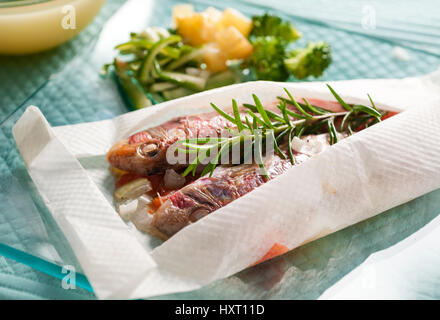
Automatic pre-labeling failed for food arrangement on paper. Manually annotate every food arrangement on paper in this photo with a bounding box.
[107,85,395,240]
[12,70,440,299]
[102,4,332,109]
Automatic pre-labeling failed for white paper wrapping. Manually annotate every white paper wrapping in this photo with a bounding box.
[12,70,440,299]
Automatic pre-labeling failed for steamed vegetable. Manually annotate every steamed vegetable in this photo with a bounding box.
[221,8,253,37]
[104,4,333,109]
[247,13,331,81]
[284,42,332,79]
[138,35,182,83]
[250,13,301,43]
[173,5,253,46]
[113,59,153,109]
[246,36,288,81]
[106,28,210,109]
[173,6,254,72]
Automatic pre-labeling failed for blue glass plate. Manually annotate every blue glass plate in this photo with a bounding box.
[1,0,439,299]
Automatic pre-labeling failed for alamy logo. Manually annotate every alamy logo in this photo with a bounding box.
[61,5,77,30]
[361,5,376,30]
[61,265,76,289]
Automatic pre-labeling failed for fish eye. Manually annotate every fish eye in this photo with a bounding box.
[138,143,159,158]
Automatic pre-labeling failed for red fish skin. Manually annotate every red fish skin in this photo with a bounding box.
[107,112,236,175]
[148,105,395,237]
[107,113,232,175]
[151,151,311,237]
[109,97,394,238]
[107,99,342,175]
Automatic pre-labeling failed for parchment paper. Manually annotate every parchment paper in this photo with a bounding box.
[12,70,440,299]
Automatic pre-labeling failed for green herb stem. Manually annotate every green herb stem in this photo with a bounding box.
[178,85,384,178]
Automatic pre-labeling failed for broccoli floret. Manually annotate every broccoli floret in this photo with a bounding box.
[246,14,331,81]
[250,13,301,43]
[246,36,289,81]
[284,42,332,79]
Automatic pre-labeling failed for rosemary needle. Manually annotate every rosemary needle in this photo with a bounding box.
[178,85,385,177]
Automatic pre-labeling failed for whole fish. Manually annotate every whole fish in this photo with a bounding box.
[107,110,239,175]
[107,99,345,175]
[151,135,331,237]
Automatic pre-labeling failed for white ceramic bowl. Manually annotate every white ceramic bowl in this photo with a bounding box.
[0,0,106,55]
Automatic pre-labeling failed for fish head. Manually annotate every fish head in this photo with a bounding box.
[107,130,174,175]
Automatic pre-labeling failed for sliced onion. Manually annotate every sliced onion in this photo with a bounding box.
[291,136,306,153]
[199,70,211,81]
[291,134,331,156]
[185,67,201,76]
[139,27,160,42]
[164,169,186,190]
[114,178,152,203]
[129,195,169,240]
[137,194,153,208]
[117,199,139,221]
[116,194,152,220]
[152,27,170,39]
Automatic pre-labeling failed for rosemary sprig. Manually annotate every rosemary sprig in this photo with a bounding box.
[177,85,383,178]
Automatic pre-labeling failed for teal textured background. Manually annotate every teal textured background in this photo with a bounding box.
[0,0,439,299]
